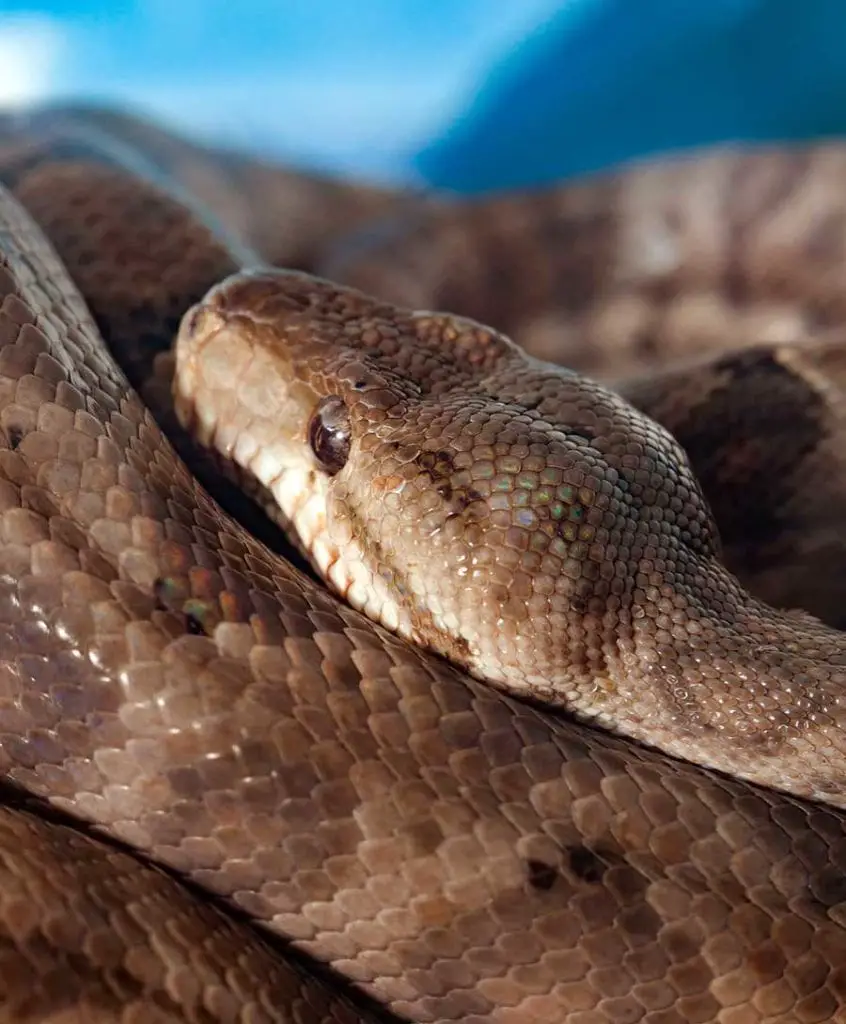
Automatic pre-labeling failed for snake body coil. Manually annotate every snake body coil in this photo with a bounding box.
[0,106,845,1023]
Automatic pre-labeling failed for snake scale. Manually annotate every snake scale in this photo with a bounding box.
[0,104,846,1023]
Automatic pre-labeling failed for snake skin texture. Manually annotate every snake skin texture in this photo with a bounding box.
[321,144,846,381]
[618,341,846,630]
[0,797,373,1024]
[0,104,846,1023]
[172,268,846,809]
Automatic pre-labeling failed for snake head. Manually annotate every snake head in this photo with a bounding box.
[174,268,718,701]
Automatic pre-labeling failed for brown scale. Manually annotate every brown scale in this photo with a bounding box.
[2,103,846,1023]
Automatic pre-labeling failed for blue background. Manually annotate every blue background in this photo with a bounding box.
[2,0,846,192]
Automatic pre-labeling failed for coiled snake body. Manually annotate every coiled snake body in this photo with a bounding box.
[1,105,846,1023]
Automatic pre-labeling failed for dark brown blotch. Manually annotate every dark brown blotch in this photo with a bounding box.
[567,844,606,884]
[5,425,23,450]
[415,447,483,510]
[640,349,824,566]
[525,859,558,891]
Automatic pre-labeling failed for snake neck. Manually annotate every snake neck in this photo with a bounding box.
[228,445,846,805]
[385,543,846,806]
[608,556,846,788]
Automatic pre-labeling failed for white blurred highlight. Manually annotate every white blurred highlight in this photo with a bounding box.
[0,15,65,105]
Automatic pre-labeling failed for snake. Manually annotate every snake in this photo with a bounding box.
[1,104,846,1023]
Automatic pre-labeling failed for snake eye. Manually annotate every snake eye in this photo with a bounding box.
[307,396,351,475]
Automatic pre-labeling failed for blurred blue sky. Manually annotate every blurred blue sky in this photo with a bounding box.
[5,1,846,192]
[0,0,562,180]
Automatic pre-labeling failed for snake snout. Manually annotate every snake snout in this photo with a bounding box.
[174,289,319,481]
